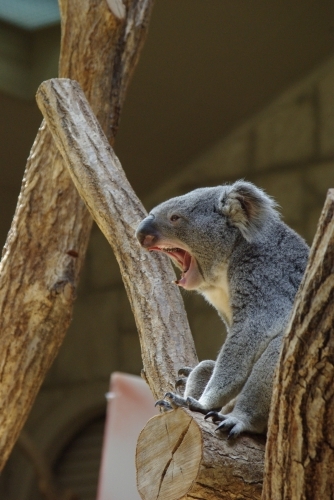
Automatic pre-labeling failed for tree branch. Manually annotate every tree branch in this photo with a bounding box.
[36,78,197,398]
[0,0,154,470]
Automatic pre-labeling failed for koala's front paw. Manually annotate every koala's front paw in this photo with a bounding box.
[163,392,188,409]
[154,399,173,411]
[215,415,246,439]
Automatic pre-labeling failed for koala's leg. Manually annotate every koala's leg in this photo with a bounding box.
[184,360,215,400]
[214,335,281,438]
[155,360,215,412]
[187,338,252,413]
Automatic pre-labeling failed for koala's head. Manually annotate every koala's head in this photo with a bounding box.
[136,181,278,290]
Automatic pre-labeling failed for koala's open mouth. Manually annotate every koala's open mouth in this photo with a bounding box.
[148,246,195,288]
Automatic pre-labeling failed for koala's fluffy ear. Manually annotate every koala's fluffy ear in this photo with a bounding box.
[219,181,278,242]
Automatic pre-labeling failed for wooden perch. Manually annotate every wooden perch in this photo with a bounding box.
[0,0,154,470]
[262,189,334,499]
[36,78,266,500]
[137,409,264,500]
[36,78,197,398]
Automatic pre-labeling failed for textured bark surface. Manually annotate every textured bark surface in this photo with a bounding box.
[0,0,154,470]
[36,78,197,398]
[36,78,265,500]
[262,189,334,500]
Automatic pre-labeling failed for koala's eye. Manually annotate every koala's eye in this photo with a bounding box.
[170,214,180,222]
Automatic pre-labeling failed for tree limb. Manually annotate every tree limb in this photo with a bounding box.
[0,0,154,470]
[36,78,197,398]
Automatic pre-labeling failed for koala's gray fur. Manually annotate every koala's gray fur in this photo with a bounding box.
[136,180,309,438]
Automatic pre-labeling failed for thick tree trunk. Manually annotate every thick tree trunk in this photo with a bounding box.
[0,0,154,470]
[262,189,334,500]
[36,78,265,500]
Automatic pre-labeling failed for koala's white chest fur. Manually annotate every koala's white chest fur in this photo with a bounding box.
[200,263,232,326]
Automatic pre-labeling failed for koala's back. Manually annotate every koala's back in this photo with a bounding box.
[229,219,309,324]
[196,217,310,383]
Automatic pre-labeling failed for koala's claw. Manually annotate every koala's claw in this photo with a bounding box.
[215,416,244,439]
[227,427,242,440]
[164,391,174,400]
[163,391,188,409]
[155,399,173,411]
[204,410,225,424]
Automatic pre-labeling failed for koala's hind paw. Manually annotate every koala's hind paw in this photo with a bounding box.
[204,410,225,424]
[215,416,246,439]
[155,392,188,411]
[161,392,188,409]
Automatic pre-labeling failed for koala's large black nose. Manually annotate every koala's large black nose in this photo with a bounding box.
[136,216,159,248]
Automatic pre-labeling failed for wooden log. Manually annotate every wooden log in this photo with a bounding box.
[0,0,154,470]
[136,410,203,500]
[36,78,265,499]
[136,409,264,500]
[262,189,334,500]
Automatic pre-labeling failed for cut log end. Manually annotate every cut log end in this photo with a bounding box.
[136,409,202,500]
[136,408,265,500]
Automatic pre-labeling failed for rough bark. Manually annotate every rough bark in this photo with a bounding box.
[0,0,154,470]
[36,78,265,500]
[36,78,197,399]
[262,189,334,500]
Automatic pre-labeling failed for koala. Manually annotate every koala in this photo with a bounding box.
[136,181,309,438]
